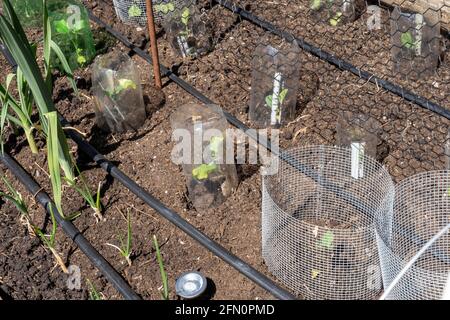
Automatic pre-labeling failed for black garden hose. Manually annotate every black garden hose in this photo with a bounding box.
[0,153,141,300]
[214,0,450,120]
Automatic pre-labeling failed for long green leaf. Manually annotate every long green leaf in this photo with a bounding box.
[46,111,63,215]
[153,235,169,300]
[50,40,78,95]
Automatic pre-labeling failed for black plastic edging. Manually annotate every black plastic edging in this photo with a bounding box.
[88,11,450,266]
[0,153,141,300]
[214,0,450,120]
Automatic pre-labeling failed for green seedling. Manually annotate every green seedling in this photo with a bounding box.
[107,210,133,266]
[310,0,322,10]
[33,205,69,273]
[102,78,137,101]
[67,165,102,222]
[0,175,28,215]
[128,4,142,17]
[191,135,223,180]
[318,230,334,249]
[53,18,89,65]
[192,163,218,180]
[155,2,175,14]
[400,31,418,50]
[265,88,288,123]
[178,7,191,37]
[329,11,343,26]
[153,235,169,300]
[87,279,103,300]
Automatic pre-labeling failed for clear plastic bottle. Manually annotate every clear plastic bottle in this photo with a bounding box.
[171,103,238,210]
[92,51,147,133]
[163,4,212,58]
[390,6,441,79]
[249,39,301,128]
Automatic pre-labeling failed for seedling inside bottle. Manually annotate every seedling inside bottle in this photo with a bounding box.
[128,2,142,17]
[191,135,223,180]
[155,2,175,14]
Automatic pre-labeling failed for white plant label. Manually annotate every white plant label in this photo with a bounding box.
[415,14,424,56]
[270,72,282,126]
[177,35,191,58]
[351,142,365,179]
[367,5,381,31]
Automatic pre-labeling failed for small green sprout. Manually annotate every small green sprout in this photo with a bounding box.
[128,4,142,17]
[400,31,417,50]
[265,88,289,123]
[0,175,28,215]
[329,12,342,26]
[104,79,137,100]
[153,235,169,300]
[155,3,175,14]
[107,210,132,266]
[181,7,191,26]
[191,135,224,180]
[53,18,89,67]
[87,279,103,300]
[310,0,322,10]
[67,165,103,222]
[318,230,334,249]
[192,163,218,180]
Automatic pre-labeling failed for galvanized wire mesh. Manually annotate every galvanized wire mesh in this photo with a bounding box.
[262,145,395,299]
[376,170,450,300]
[112,0,189,26]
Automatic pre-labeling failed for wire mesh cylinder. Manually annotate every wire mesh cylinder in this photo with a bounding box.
[112,0,191,26]
[376,171,450,300]
[262,145,394,299]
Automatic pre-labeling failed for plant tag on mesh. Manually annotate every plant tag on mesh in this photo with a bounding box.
[270,73,283,125]
[351,142,365,179]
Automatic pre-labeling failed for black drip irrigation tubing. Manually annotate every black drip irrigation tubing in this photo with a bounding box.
[0,22,296,300]
[88,12,450,266]
[214,0,450,120]
[0,153,141,300]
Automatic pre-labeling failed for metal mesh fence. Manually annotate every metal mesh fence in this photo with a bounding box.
[262,145,395,299]
[112,0,190,26]
[376,170,450,300]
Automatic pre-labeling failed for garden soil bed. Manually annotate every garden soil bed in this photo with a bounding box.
[0,0,449,300]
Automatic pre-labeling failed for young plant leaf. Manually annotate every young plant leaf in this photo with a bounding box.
[278,88,289,105]
[265,95,273,108]
[153,235,169,300]
[319,230,334,249]
[192,163,217,180]
[181,7,190,26]
[128,4,142,17]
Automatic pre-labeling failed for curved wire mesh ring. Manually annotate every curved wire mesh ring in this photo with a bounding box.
[112,0,189,26]
[262,145,394,300]
[376,170,450,300]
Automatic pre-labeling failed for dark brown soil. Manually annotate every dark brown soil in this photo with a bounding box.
[0,0,449,300]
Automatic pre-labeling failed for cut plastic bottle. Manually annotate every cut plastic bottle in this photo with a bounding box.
[92,51,147,133]
[163,4,212,58]
[170,103,238,210]
[249,39,301,128]
[390,6,441,79]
